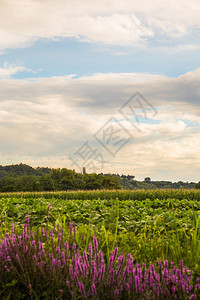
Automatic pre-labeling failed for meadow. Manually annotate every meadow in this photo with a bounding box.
[0,189,200,299]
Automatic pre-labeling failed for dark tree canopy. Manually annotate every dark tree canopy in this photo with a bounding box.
[0,163,196,192]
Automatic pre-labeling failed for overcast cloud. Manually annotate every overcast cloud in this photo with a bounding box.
[0,70,199,181]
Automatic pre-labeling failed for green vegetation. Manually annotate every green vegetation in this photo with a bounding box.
[195,181,200,189]
[0,190,200,272]
[1,220,199,299]
[0,164,122,192]
[1,189,200,298]
[0,164,196,192]
[1,188,200,201]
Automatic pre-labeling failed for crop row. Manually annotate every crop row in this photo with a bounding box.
[0,189,200,200]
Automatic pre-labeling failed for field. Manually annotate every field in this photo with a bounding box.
[0,190,200,299]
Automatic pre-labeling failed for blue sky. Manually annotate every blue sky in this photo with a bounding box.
[0,0,200,181]
[1,38,200,79]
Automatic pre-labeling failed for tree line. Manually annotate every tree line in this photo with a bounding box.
[0,163,198,192]
[0,164,121,192]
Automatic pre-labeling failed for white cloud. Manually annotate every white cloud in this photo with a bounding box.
[0,0,200,49]
[151,44,200,54]
[0,30,35,54]
[0,62,36,78]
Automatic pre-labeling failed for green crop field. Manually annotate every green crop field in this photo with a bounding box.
[1,189,200,299]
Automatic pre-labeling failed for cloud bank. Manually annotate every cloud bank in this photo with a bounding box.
[0,0,200,51]
[0,69,199,181]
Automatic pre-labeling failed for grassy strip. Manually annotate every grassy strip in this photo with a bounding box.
[0,189,200,200]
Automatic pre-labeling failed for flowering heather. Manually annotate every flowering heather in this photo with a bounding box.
[0,222,199,299]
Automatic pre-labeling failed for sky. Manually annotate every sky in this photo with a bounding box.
[0,0,200,182]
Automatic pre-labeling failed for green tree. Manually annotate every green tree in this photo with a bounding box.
[195,182,200,189]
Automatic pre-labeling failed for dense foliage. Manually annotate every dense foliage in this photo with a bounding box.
[0,164,196,192]
[0,166,122,192]
[1,190,200,298]
[195,182,200,189]
[1,190,200,269]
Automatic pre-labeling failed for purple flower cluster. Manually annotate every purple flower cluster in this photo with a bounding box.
[0,222,199,299]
